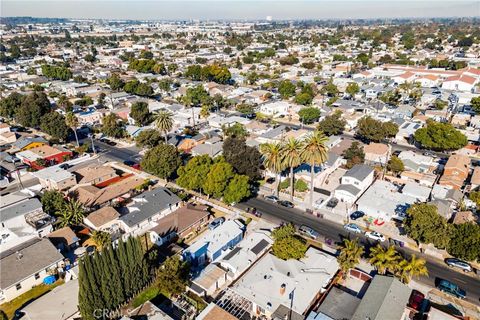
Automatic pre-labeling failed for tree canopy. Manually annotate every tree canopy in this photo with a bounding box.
[40,112,69,141]
[356,116,398,142]
[130,101,151,126]
[298,107,320,124]
[16,91,51,128]
[141,144,181,180]
[317,110,346,136]
[342,141,365,168]
[414,120,467,151]
[271,224,307,260]
[101,114,126,138]
[223,137,262,180]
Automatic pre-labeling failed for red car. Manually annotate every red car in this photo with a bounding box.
[408,290,425,311]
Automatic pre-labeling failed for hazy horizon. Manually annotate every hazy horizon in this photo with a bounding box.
[1,1,479,21]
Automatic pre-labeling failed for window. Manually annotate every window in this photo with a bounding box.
[34,273,40,280]
[16,283,22,291]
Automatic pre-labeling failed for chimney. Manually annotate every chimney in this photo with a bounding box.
[280,283,286,295]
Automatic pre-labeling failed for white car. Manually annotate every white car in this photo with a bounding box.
[365,231,386,242]
[344,223,362,234]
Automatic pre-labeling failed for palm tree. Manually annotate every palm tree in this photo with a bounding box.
[65,112,80,147]
[395,255,428,284]
[260,142,284,197]
[368,245,400,274]
[57,199,85,227]
[301,130,329,210]
[281,138,304,202]
[338,238,364,277]
[92,230,112,250]
[153,110,174,143]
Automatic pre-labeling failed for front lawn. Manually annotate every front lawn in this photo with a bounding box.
[0,280,64,319]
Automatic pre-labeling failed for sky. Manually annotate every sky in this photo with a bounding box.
[1,0,479,20]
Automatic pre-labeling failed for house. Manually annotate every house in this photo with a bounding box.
[197,303,239,320]
[10,136,47,153]
[0,238,64,302]
[351,275,411,320]
[439,154,470,190]
[191,140,223,158]
[401,182,431,202]
[356,180,417,221]
[119,187,181,235]
[395,121,422,143]
[334,165,374,203]
[470,166,480,191]
[32,165,76,191]
[183,220,244,266]
[16,145,72,170]
[442,74,477,92]
[364,143,391,165]
[149,204,211,246]
[190,263,228,297]
[74,164,118,185]
[75,175,145,208]
[218,231,273,281]
[398,150,434,173]
[83,206,120,231]
[227,247,339,319]
[259,101,291,118]
[20,278,79,320]
[47,227,79,252]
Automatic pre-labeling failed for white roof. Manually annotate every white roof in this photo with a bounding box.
[401,182,432,202]
[231,247,339,315]
[32,165,74,182]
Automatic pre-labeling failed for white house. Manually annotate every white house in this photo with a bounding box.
[259,101,291,118]
[442,74,477,92]
[334,165,374,203]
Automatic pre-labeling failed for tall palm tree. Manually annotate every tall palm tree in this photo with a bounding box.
[182,95,196,129]
[338,238,364,277]
[260,142,284,197]
[281,138,304,202]
[153,110,174,143]
[65,112,80,147]
[301,130,329,210]
[395,255,428,284]
[368,245,400,274]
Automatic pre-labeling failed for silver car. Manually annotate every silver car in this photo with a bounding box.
[445,258,473,272]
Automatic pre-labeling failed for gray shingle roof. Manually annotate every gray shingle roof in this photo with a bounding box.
[336,184,362,196]
[344,164,374,181]
[351,275,411,320]
[1,198,42,223]
[119,188,181,227]
[0,238,64,289]
[11,137,47,150]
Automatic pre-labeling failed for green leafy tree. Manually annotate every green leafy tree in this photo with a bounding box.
[271,224,307,260]
[345,82,360,96]
[203,160,235,198]
[414,120,467,151]
[404,203,451,249]
[84,54,96,63]
[356,116,398,142]
[106,73,125,91]
[41,190,67,216]
[16,91,51,128]
[342,141,365,169]
[279,55,299,66]
[223,137,262,180]
[469,191,480,210]
[40,112,69,141]
[135,129,162,148]
[434,99,448,110]
[92,230,112,249]
[177,155,213,192]
[0,92,24,118]
[222,123,248,139]
[471,97,480,114]
[321,80,339,97]
[278,80,296,99]
[101,113,126,138]
[141,144,181,180]
[298,107,320,124]
[235,103,255,115]
[41,64,72,80]
[223,174,251,204]
[369,245,401,274]
[317,110,346,136]
[447,223,480,261]
[301,131,328,209]
[388,156,404,175]
[338,238,364,276]
[130,101,151,126]
[156,256,190,298]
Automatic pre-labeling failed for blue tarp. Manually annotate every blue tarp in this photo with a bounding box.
[43,275,56,285]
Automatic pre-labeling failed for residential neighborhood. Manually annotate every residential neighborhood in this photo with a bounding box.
[0,7,480,320]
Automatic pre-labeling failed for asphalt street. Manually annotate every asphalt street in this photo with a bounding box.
[237,197,480,305]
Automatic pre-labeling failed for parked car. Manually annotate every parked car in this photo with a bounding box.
[298,225,319,240]
[437,280,466,299]
[250,208,262,218]
[350,211,365,220]
[208,217,225,230]
[365,231,386,242]
[278,200,294,208]
[265,195,279,203]
[344,223,362,234]
[444,258,472,273]
[326,198,338,208]
[408,290,425,311]
[59,163,71,170]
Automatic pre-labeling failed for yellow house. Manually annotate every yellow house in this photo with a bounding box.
[10,137,48,152]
